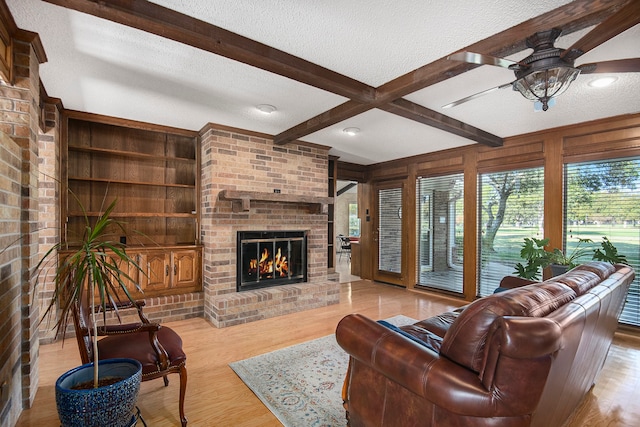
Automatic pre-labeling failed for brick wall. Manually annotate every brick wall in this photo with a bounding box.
[200,125,339,327]
[0,37,41,425]
[36,102,60,344]
[0,131,23,427]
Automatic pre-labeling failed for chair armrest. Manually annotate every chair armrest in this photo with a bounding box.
[94,299,145,312]
[96,322,160,336]
[94,299,152,324]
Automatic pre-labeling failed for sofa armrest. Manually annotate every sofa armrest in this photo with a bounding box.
[494,316,562,358]
[498,276,538,290]
[337,314,511,417]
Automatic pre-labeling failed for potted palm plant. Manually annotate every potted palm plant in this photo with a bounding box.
[36,196,146,427]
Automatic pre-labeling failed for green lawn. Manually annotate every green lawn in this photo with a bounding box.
[488,225,639,265]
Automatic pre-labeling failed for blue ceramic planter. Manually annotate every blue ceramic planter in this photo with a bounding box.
[55,358,142,427]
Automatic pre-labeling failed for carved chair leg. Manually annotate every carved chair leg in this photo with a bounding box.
[179,364,188,427]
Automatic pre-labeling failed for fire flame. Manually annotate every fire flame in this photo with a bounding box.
[248,247,288,278]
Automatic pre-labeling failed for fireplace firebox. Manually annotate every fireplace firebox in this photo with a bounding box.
[237,231,307,291]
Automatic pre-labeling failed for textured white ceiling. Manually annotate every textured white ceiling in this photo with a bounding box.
[7,0,640,165]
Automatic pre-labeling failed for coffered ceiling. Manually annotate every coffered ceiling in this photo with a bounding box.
[7,0,640,165]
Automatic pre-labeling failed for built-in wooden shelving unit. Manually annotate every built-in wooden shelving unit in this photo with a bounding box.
[62,112,203,297]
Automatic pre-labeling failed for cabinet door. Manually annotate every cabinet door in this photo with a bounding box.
[171,249,200,289]
[142,251,171,292]
[117,252,145,299]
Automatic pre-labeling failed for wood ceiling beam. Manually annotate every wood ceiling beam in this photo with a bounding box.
[276,0,630,145]
[42,0,376,103]
[380,99,503,147]
[273,100,372,145]
[44,0,631,150]
[375,0,631,103]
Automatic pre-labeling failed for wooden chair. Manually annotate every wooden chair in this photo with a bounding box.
[72,298,188,426]
[337,235,352,261]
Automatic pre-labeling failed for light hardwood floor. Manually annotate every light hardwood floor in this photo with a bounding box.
[16,278,640,427]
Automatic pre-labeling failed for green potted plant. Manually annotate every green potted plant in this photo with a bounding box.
[36,196,146,427]
[592,236,628,264]
[513,237,552,280]
[545,237,594,277]
[514,236,628,280]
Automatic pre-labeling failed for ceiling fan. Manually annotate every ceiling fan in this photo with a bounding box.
[444,1,640,111]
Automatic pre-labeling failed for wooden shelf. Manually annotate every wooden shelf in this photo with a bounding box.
[68,145,195,163]
[218,190,333,214]
[68,176,196,188]
[67,212,196,218]
[64,116,200,249]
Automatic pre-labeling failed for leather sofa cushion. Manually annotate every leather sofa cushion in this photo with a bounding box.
[573,261,615,280]
[549,262,615,295]
[440,282,576,373]
[412,311,461,338]
[552,269,601,295]
[377,320,443,353]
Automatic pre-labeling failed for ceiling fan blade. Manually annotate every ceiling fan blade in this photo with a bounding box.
[561,1,640,61]
[448,52,520,69]
[578,58,640,74]
[442,82,513,109]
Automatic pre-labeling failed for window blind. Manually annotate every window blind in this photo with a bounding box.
[378,187,403,273]
[477,167,545,296]
[564,158,640,326]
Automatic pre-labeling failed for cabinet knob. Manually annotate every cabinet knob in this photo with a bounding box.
[165,265,169,276]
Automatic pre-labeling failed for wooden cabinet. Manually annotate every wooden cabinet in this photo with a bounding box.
[62,112,202,297]
[137,247,201,296]
[171,249,200,289]
[142,250,172,294]
[58,245,202,301]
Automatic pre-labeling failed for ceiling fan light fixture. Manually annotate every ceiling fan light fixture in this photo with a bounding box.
[513,65,580,111]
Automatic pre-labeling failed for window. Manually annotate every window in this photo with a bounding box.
[378,187,403,274]
[416,173,464,293]
[477,167,545,296]
[348,203,359,237]
[564,158,640,326]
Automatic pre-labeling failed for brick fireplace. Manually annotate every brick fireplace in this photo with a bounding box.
[199,124,340,327]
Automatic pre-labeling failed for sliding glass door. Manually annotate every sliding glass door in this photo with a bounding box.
[417,173,464,294]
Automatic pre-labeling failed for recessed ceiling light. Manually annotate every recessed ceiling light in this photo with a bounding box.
[256,104,277,114]
[343,127,360,136]
[588,77,618,88]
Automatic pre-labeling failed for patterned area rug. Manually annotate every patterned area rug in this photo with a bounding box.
[229,315,417,427]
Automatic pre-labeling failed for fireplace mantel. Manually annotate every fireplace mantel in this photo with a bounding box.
[218,189,333,214]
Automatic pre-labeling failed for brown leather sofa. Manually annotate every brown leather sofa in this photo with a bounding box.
[336,262,635,427]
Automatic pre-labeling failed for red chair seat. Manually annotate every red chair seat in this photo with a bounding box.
[97,327,186,376]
